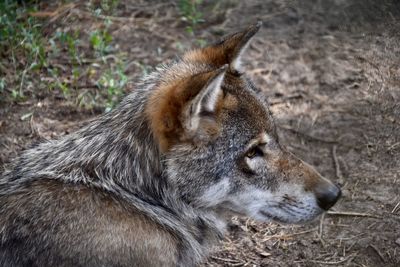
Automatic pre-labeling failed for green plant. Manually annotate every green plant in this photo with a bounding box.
[90,0,120,16]
[48,67,70,97]
[52,30,82,65]
[1,4,46,66]
[90,28,113,57]
[0,0,47,100]
[10,89,25,101]
[100,0,120,14]
[0,0,125,110]
[0,78,6,94]
[96,62,127,111]
[178,0,204,35]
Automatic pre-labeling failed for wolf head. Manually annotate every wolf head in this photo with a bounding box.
[146,22,341,224]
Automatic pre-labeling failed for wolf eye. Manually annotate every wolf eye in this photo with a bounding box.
[246,146,264,159]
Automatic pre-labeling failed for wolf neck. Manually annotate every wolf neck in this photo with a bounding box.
[71,88,164,195]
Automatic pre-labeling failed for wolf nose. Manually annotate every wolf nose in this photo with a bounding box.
[316,183,341,211]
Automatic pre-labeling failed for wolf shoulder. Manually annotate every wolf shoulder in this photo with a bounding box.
[0,179,178,267]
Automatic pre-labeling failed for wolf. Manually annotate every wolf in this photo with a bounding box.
[0,22,341,267]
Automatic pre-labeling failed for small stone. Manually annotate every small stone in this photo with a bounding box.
[396,238,400,246]
[258,251,271,257]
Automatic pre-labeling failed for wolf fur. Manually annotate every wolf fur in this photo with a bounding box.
[0,22,340,267]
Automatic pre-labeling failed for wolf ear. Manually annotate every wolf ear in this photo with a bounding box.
[147,66,228,151]
[184,22,262,71]
[182,66,227,139]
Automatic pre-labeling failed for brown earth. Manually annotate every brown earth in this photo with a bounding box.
[1,0,399,266]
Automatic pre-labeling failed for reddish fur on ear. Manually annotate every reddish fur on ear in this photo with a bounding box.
[184,22,261,67]
[146,71,225,152]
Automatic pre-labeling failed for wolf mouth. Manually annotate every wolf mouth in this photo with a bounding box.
[259,210,290,223]
[259,205,319,224]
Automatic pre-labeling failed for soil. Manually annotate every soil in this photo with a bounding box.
[1,0,399,266]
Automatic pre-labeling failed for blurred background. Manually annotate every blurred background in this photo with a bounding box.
[1,0,399,266]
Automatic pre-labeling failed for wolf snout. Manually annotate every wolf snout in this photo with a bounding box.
[314,181,341,211]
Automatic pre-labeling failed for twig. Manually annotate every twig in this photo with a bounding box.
[387,142,400,152]
[261,228,317,241]
[29,114,41,139]
[327,211,381,219]
[269,94,303,105]
[19,68,28,97]
[369,244,386,263]
[332,145,344,184]
[29,3,77,24]
[392,201,400,213]
[318,214,326,247]
[29,3,76,18]
[82,11,147,24]
[74,84,99,89]
[318,213,325,243]
[279,125,338,144]
[301,253,357,265]
[210,256,243,264]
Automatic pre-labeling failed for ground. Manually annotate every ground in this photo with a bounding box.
[0,0,399,266]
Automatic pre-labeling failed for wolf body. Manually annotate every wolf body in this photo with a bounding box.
[0,23,340,267]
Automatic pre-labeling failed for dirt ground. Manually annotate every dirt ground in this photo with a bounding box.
[1,0,400,266]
